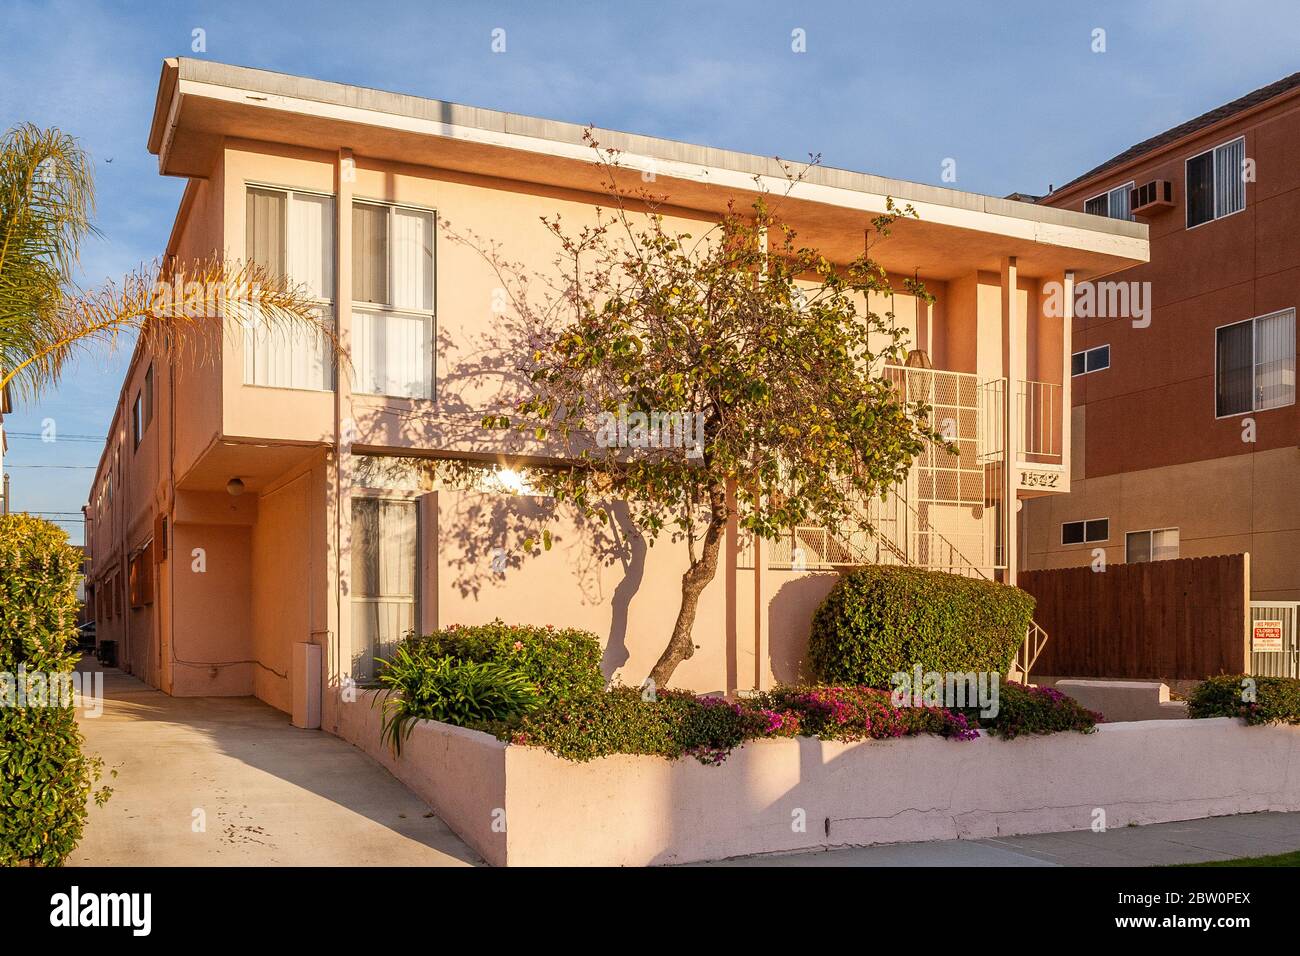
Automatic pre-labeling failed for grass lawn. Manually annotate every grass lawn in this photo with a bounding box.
[1177,849,1300,867]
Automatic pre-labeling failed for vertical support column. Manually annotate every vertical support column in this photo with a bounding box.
[752,497,768,692]
[1001,256,1020,586]
[324,147,354,733]
[724,480,738,696]
[1061,270,1075,489]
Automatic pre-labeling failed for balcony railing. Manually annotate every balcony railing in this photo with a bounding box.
[1017,379,1062,465]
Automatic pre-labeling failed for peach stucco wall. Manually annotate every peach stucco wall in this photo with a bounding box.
[421,487,837,694]
[338,693,1300,866]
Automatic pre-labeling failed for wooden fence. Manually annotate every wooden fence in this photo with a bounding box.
[1019,554,1250,680]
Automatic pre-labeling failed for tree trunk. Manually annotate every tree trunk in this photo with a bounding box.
[648,483,728,688]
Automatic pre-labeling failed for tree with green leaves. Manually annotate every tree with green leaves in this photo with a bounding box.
[482,141,942,686]
[0,123,335,403]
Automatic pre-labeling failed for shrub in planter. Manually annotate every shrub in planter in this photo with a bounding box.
[405,621,603,705]
[808,565,1034,687]
[0,514,109,866]
[1189,674,1300,726]
[966,682,1101,739]
[376,646,541,753]
[485,687,755,765]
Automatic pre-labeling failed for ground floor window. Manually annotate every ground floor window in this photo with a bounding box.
[1125,527,1179,563]
[351,497,418,679]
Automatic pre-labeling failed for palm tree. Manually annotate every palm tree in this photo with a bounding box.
[0,123,337,401]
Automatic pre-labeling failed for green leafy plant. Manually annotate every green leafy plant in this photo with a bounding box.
[405,621,604,706]
[966,682,1101,739]
[483,686,753,765]
[0,514,109,866]
[808,565,1034,687]
[1188,674,1300,726]
[375,646,541,754]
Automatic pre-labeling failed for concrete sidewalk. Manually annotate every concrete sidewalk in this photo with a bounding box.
[707,811,1300,866]
[71,659,480,866]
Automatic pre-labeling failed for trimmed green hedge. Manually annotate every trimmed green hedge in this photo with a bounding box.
[0,514,108,866]
[1189,674,1300,726]
[808,565,1035,687]
[404,621,604,706]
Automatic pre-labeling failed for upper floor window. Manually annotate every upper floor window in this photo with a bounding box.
[1083,182,1134,221]
[1071,344,1110,377]
[244,185,336,391]
[1215,308,1295,417]
[132,363,154,450]
[1186,137,1245,229]
[1062,518,1108,545]
[352,200,435,399]
[1126,527,1179,563]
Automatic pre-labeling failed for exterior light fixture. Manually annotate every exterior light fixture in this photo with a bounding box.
[226,477,245,497]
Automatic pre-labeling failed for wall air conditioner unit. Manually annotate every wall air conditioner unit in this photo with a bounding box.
[1130,180,1175,215]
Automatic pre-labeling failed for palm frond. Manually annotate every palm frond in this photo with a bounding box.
[0,256,346,398]
[0,124,96,395]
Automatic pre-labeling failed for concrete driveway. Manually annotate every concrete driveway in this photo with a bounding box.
[71,659,479,866]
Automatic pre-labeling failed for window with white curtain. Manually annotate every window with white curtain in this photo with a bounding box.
[1083,182,1134,221]
[1126,528,1180,563]
[243,186,336,390]
[1216,308,1296,417]
[350,496,419,680]
[1187,136,1246,228]
[352,200,435,399]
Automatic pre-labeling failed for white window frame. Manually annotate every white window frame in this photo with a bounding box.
[1186,136,1246,230]
[243,182,337,392]
[1125,527,1180,563]
[1071,344,1111,377]
[351,197,437,401]
[1061,517,1109,546]
[1083,181,1135,221]
[1214,308,1297,419]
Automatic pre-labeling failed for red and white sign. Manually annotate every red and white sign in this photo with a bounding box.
[1252,620,1284,653]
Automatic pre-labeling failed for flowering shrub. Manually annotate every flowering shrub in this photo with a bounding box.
[750,685,979,742]
[404,621,604,706]
[966,682,1100,739]
[1188,674,1300,726]
[483,683,986,765]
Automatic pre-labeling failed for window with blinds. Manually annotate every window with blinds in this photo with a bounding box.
[352,201,435,399]
[350,497,419,680]
[1216,308,1296,417]
[1126,528,1179,563]
[1187,136,1246,228]
[244,186,336,391]
[1083,182,1134,221]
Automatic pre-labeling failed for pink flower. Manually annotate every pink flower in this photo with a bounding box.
[512,641,524,651]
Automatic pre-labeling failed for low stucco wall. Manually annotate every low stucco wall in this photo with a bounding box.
[338,690,508,865]
[338,692,1300,866]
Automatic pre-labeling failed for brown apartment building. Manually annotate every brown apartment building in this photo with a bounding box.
[1022,72,1300,604]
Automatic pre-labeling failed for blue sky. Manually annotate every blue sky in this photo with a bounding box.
[3,0,1299,544]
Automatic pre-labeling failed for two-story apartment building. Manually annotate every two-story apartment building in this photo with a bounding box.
[1022,73,1300,604]
[85,58,1146,730]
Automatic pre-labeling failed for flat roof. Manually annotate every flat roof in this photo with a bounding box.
[150,57,1148,281]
